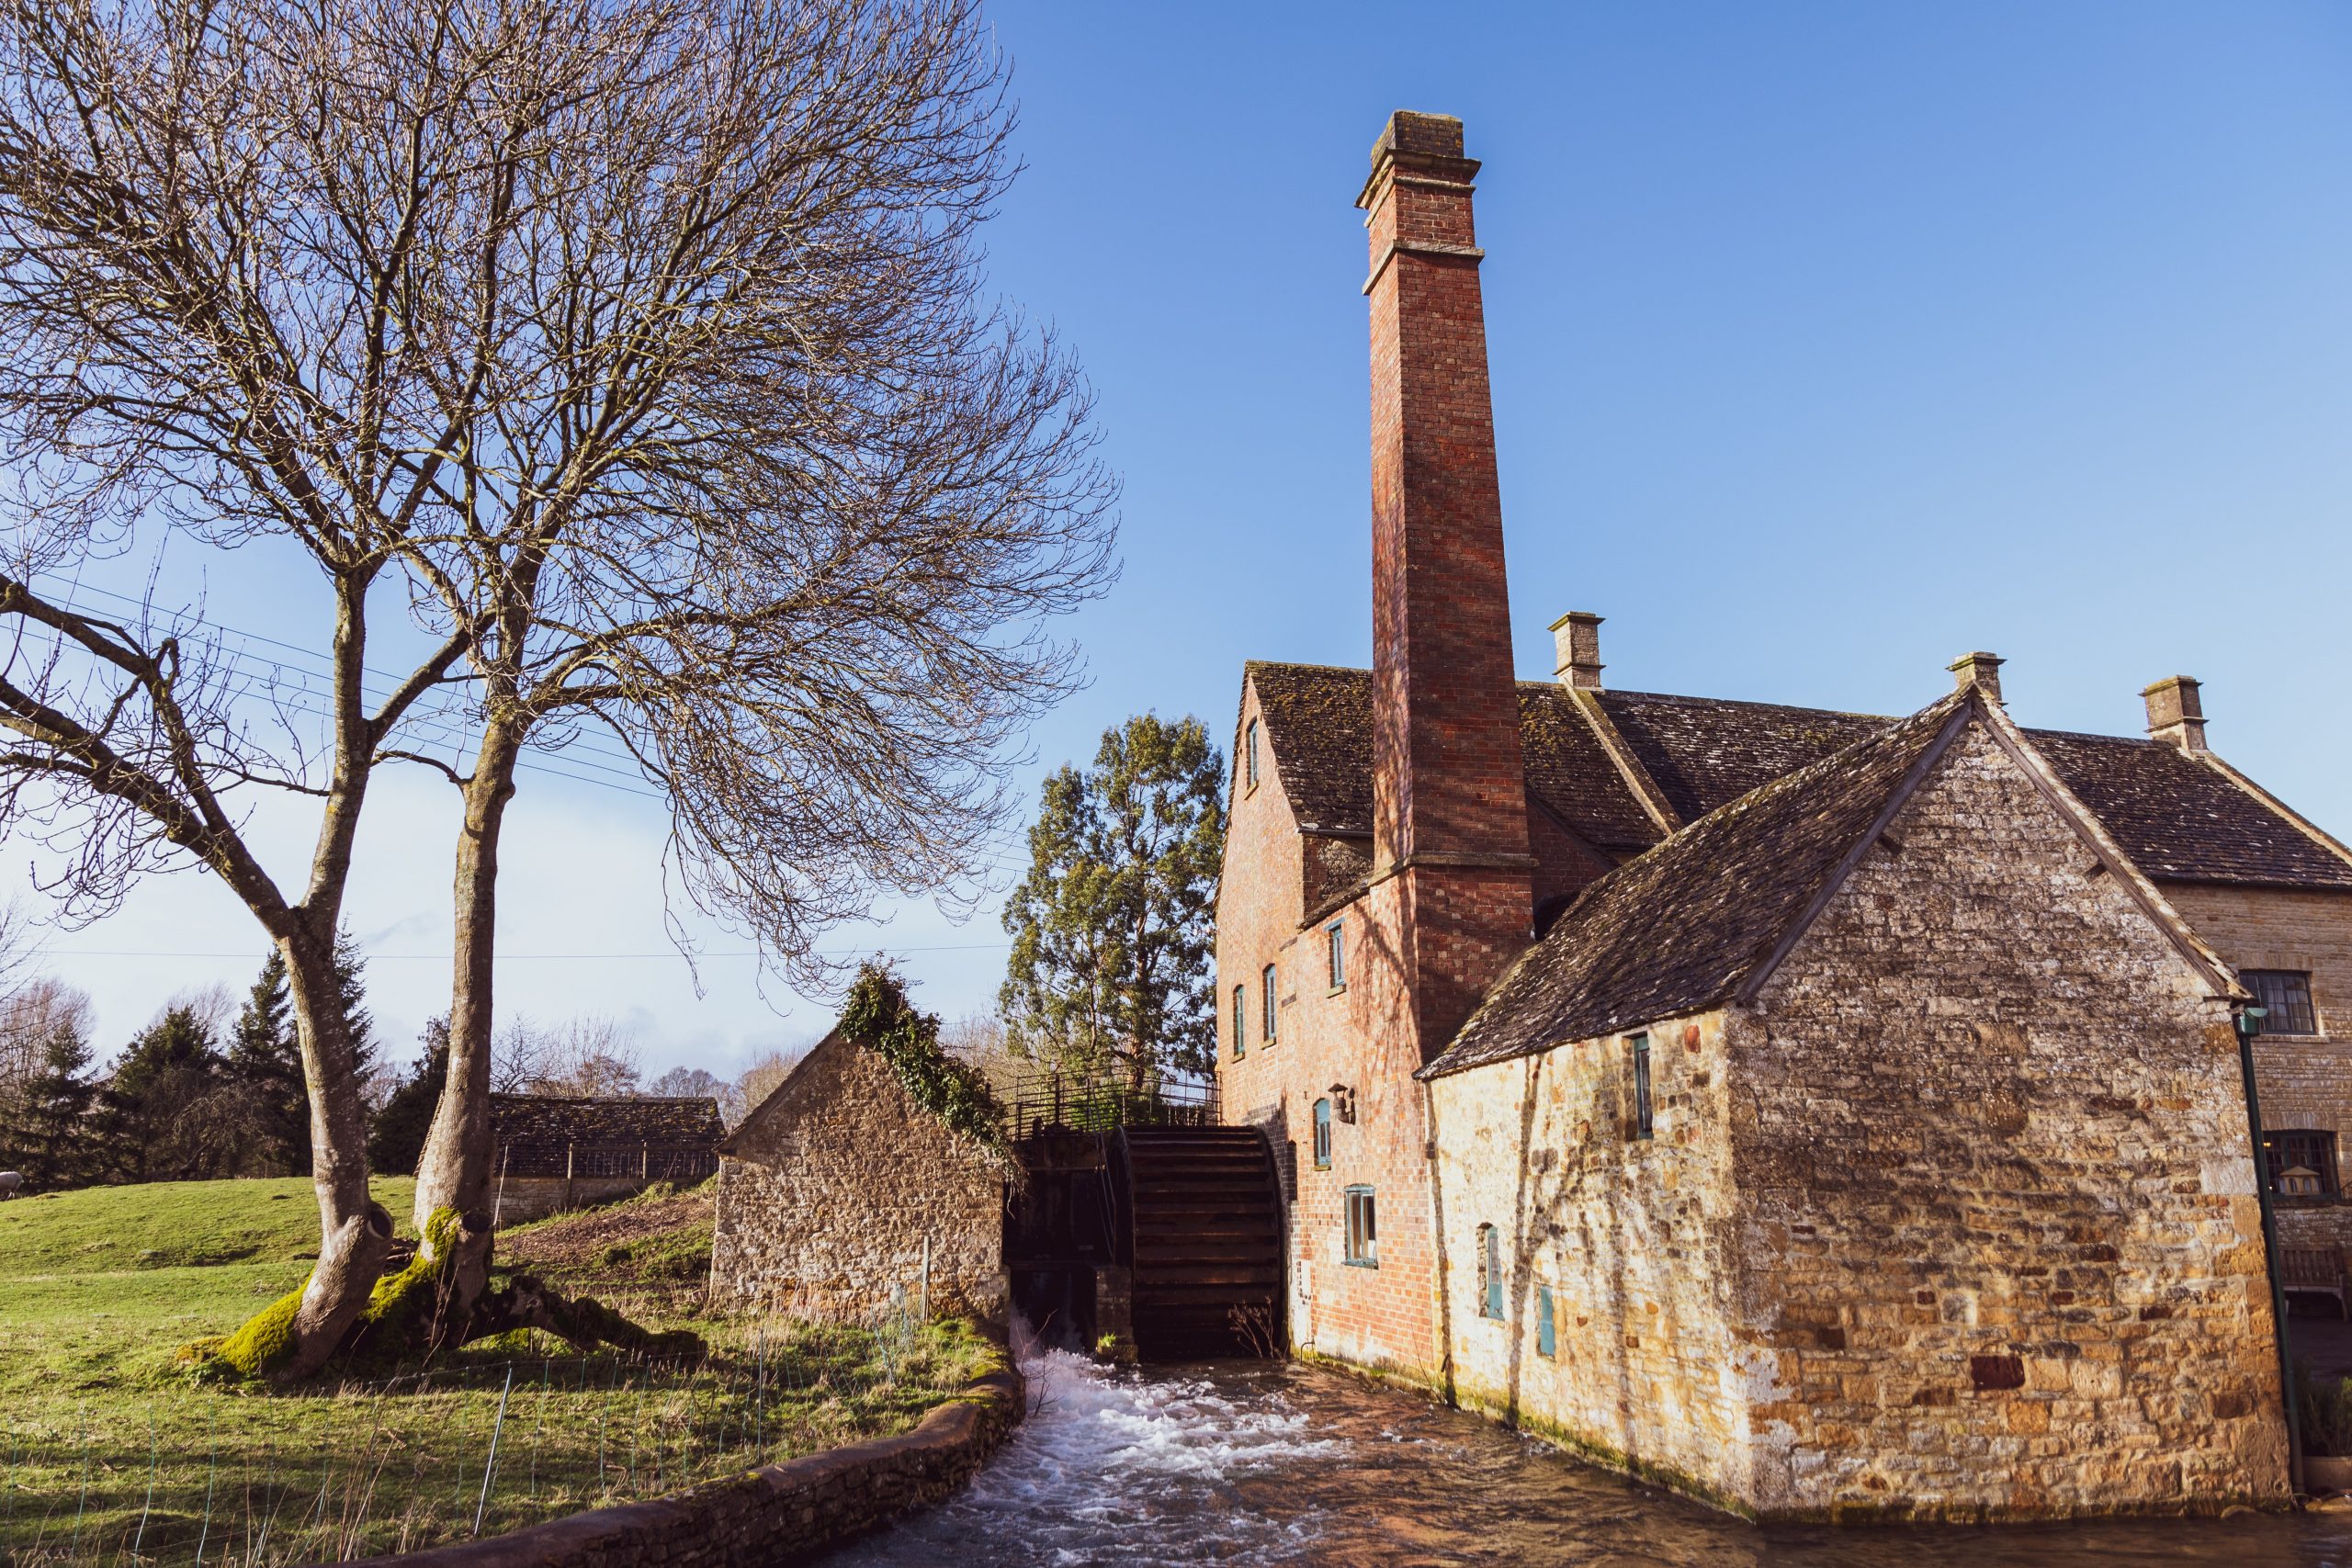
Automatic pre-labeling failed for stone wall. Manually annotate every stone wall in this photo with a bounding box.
[1427,724,2291,1520]
[334,1362,1022,1568]
[1430,1009,1749,1506]
[711,1031,1006,1327]
[2165,883,2352,1258]
[489,1176,650,1226]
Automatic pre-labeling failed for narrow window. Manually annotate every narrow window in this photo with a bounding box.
[1344,1186,1377,1266]
[1327,921,1346,990]
[1537,1284,1556,1359]
[1245,718,1261,790]
[1313,1099,1332,1168]
[2265,1129,2340,1197]
[1231,984,1246,1059]
[1262,964,1278,1042]
[1630,1032,1654,1141]
[1476,1224,1503,1318]
[2246,971,2320,1036]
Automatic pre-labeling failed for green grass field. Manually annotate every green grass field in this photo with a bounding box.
[0,1178,993,1566]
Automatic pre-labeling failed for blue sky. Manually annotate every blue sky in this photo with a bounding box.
[26,2,2352,1074]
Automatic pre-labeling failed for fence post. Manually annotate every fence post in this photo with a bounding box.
[641,1142,649,1179]
[565,1141,575,1210]
[921,1234,931,1322]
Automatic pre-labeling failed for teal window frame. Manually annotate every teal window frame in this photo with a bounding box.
[1343,1185,1377,1267]
[1261,964,1278,1042]
[1312,1099,1332,1168]
[1327,921,1346,989]
[1537,1284,1555,1359]
[1231,984,1246,1059]
[1245,718,1261,789]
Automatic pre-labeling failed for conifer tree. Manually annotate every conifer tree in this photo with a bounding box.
[101,1006,231,1182]
[368,1018,450,1179]
[230,951,306,1174]
[12,1018,96,1190]
[1000,715,1226,1083]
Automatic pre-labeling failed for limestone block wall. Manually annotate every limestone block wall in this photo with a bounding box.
[2165,883,2352,1253]
[1429,1009,1751,1506]
[491,1177,654,1226]
[1732,728,2288,1518]
[710,1032,1006,1326]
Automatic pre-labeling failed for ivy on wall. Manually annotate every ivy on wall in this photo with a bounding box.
[839,964,1008,1159]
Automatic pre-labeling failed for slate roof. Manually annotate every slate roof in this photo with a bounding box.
[490,1094,725,1149]
[1244,661,2352,892]
[1419,696,1966,1079]
[1246,662,1658,854]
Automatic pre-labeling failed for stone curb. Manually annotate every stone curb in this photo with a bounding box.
[322,1361,1023,1567]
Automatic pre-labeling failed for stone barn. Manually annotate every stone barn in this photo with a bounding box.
[489,1093,723,1224]
[710,1030,1008,1327]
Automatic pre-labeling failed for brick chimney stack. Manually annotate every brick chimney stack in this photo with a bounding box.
[2143,675,2208,751]
[1360,110,1533,1060]
[1552,612,1604,690]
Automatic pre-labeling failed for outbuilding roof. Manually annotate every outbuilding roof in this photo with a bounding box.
[489,1094,725,1149]
[1243,662,2352,893]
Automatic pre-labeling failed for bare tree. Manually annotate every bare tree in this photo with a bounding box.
[391,0,1115,1256]
[492,1015,642,1097]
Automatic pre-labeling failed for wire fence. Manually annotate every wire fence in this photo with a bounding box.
[0,1306,960,1567]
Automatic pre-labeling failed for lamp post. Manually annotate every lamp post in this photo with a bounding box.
[2237,1002,2303,1498]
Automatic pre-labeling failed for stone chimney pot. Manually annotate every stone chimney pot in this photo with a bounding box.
[1948,650,2005,705]
[2143,675,2207,751]
[1551,612,1604,691]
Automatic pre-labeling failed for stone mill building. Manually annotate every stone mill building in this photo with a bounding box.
[1214,109,2352,1519]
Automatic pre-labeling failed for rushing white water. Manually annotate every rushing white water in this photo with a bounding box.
[831,1349,1349,1566]
[830,1349,2352,1567]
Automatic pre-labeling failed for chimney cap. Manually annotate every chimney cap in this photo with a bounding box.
[1947,650,2005,704]
[1372,111,1464,164]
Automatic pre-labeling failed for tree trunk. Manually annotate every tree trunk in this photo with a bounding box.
[279,924,394,1376]
[413,723,523,1250]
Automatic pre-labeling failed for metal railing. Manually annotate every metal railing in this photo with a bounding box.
[1001,1066,1219,1142]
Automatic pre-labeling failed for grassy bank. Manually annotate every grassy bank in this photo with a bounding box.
[0,1179,994,1565]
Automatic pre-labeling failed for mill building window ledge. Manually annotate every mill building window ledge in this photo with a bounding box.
[1326,983,1347,998]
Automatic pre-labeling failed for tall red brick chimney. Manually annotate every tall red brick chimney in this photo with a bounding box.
[1359,111,1534,1061]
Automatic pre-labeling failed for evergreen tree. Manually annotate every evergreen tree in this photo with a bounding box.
[1000,714,1226,1082]
[100,1005,232,1181]
[229,949,308,1174]
[368,1016,449,1178]
[14,1019,96,1190]
[333,926,377,1081]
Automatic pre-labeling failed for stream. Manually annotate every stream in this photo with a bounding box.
[827,1349,2352,1567]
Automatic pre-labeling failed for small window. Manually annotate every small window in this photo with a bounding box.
[2247,971,2319,1036]
[1344,1186,1377,1267]
[1231,985,1246,1059]
[2265,1130,2340,1197]
[1262,964,1278,1042]
[1630,1032,1654,1141]
[1476,1223,1503,1319]
[1245,718,1261,790]
[1327,921,1346,990]
[1536,1284,1555,1359]
[1313,1099,1332,1168]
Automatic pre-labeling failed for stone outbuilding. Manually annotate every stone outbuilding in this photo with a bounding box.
[489,1093,723,1224]
[709,1030,1008,1327]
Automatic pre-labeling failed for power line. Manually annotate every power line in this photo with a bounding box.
[46,941,1012,960]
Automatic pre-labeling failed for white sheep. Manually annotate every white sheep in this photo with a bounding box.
[0,1171,21,1199]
